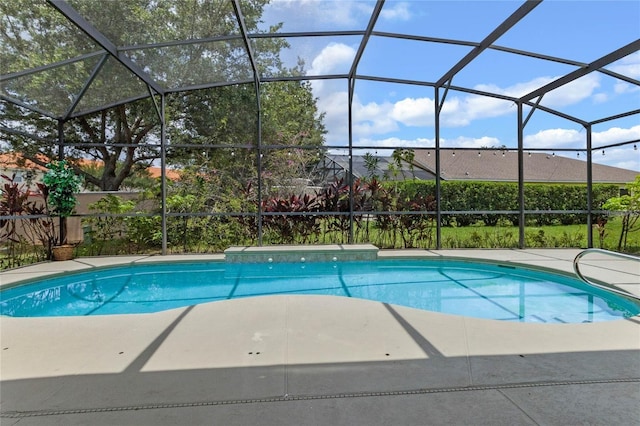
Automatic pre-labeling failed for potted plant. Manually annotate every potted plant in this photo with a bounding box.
[42,160,82,261]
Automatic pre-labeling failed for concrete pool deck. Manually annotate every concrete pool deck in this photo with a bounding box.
[1,248,639,425]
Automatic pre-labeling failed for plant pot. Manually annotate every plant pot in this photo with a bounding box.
[52,245,75,261]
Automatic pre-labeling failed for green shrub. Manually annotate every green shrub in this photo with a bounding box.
[395,180,619,226]
[85,194,135,255]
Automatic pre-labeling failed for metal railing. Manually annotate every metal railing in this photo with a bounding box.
[573,248,640,301]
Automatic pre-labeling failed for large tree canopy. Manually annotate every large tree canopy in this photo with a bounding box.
[1,0,325,191]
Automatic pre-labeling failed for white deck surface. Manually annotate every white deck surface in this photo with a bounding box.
[1,249,639,425]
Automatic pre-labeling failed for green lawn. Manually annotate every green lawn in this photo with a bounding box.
[2,216,638,270]
[439,217,638,253]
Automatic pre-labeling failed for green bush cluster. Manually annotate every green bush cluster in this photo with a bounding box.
[76,180,622,255]
[80,193,256,255]
[395,180,619,227]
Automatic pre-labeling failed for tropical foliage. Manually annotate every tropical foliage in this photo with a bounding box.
[0,175,56,267]
[603,175,640,251]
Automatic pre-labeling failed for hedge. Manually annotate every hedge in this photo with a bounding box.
[394,180,620,226]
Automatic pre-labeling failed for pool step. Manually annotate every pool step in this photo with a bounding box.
[224,244,379,263]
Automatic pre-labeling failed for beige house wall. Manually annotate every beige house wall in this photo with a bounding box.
[3,192,148,245]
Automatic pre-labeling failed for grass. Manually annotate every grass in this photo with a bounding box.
[345,216,638,252]
[439,218,637,252]
[2,217,638,270]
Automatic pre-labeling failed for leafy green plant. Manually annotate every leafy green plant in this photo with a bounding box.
[593,215,607,249]
[317,177,352,243]
[557,230,584,247]
[394,180,619,227]
[262,193,321,244]
[603,175,640,251]
[125,215,162,249]
[0,174,56,266]
[42,160,81,217]
[85,194,135,255]
[397,193,436,248]
[42,160,82,244]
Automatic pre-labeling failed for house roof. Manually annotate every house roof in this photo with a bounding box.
[324,155,435,181]
[0,153,181,182]
[147,166,181,181]
[412,149,638,184]
[0,153,105,171]
[0,152,49,172]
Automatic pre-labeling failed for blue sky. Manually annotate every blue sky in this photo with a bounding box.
[258,0,640,172]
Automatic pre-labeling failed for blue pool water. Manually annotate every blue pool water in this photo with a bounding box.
[1,260,638,322]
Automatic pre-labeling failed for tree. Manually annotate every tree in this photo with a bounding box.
[1,0,315,191]
[260,78,327,194]
[603,175,640,252]
[166,77,326,204]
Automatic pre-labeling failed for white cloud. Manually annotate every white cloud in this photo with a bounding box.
[438,98,468,126]
[308,43,356,76]
[348,135,501,153]
[594,147,640,172]
[382,74,601,130]
[386,94,514,128]
[606,52,640,95]
[593,125,640,146]
[264,0,413,32]
[592,93,608,103]
[354,99,392,121]
[353,99,398,136]
[544,74,601,107]
[608,51,640,79]
[476,74,601,108]
[475,77,551,99]
[390,97,433,127]
[267,0,372,27]
[306,37,635,171]
[380,2,412,20]
[306,42,354,97]
[523,125,640,155]
[611,159,640,171]
[447,95,514,126]
[355,136,434,150]
[323,3,364,26]
[614,81,640,94]
[316,90,349,145]
[524,128,584,149]
[442,136,502,148]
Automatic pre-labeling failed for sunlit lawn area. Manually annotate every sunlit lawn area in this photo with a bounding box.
[439,217,637,252]
[2,216,637,271]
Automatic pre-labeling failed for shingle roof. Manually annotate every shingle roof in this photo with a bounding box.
[411,149,638,184]
[325,155,435,181]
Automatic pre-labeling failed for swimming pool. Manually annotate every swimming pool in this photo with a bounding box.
[1,259,638,322]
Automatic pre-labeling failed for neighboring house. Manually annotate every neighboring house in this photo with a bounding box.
[0,152,48,186]
[146,166,182,181]
[0,153,107,189]
[411,149,638,185]
[316,150,637,186]
[317,154,435,183]
[4,150,637,191]
[0,153,181,190]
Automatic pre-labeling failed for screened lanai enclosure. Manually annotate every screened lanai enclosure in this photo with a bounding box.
[1,0,639,262]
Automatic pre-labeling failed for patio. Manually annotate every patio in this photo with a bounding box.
[1,249,638,425]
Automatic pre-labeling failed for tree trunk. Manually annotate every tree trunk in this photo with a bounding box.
[617,214,629,251]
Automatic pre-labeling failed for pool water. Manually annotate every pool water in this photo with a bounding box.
[1,260,638,322]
